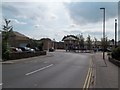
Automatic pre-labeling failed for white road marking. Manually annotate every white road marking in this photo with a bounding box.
[0,83,3,85]
[25,64,53,76]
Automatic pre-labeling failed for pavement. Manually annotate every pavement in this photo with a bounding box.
[93,52,119,88]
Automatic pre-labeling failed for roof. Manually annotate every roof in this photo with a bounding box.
[62,35,78,41]
[64,36,77,41]
[13,31,28,38]
[40,38,52,41]
[2,30,30,40]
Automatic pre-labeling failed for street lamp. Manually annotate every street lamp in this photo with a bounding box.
[53,39,55,49]
[115,19,117,48]
[100,7,107,66]
[100,7,105,60]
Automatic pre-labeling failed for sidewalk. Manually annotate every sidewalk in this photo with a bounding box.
[93,52,119,88]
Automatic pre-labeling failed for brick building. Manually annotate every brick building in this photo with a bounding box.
[62,35,79,51]
[2,30,31,47]
[40,38,53,50]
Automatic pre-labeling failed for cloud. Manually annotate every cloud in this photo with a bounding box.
[65,2,118,25]
[64,30,81,34]
[2,2,48,21]
[2,3,20,16]
[49,13,57,20]
[34,24,41,28]
[34,24,45,29]
[16,15,28,19]
[10,19,27,25]
[2,2,118,41]
[2,0,120,2]
[69,23,78,28]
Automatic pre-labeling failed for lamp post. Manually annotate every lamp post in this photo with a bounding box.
[115,19,117,48]
[100,7,105,60]
[53,39,55,49]
[0,30,2,61]
[100,7,107,66]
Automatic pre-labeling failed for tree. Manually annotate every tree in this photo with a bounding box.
[111,39,114,45]
[101,37,110,51]
[27,39,44,51]
[2,19,13,60]
[86,35,92,50]
[38,41,43,51]
[94,37,97,48]
[77,34,84,50]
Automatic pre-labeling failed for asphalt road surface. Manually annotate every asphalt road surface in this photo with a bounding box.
[2,50,119,89]
[2,50,91,88]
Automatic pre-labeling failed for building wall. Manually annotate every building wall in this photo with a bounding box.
[54,42,64,49]
[8,37,30,47]
[64,40,79,50]
[40,39,53,50]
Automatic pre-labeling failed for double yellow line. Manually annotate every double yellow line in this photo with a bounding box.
[83,58,94,90]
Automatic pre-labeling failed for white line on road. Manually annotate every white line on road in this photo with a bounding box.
[25,64,53,76]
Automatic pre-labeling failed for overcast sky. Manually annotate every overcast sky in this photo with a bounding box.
[1,0,119,41]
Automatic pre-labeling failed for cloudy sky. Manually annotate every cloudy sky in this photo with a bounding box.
[1,0,119,41]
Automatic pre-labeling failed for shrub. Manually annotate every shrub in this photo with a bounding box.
[2,41,10,60]
[111,47,120,61]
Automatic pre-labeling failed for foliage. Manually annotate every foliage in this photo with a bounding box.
[86,35,92,50]
[38,42,43,51]
[26,39,44,51]
[101,37,110,50]
[77,34,84,49]
[2,36,10,60]
[94,37,97,48]
[111,47,120,60]
[2,19,12,60]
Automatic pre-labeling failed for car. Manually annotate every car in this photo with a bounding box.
[33,47,40,51]
[18,47,26,51]
[49,47,54,52]
[18,47,35,53]
[98,48,111,52]
[10,47,22,53]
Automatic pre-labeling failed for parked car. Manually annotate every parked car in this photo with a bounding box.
[10,47,22,53]
[18,47,35,53]
[18,47,26,51]
[33,47,40,51]
[49,47,54,52]
[98,48,111,52]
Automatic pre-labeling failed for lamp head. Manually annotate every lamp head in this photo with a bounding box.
[100,8,105,9]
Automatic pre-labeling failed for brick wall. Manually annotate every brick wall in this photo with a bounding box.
[9,51,46,60]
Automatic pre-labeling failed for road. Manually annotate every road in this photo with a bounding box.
[2,50,92,88]
[2,50,119,89]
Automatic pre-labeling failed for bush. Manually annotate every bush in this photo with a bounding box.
[111,47,120,61]
[3,50,10,60]
[2,42,10,60]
